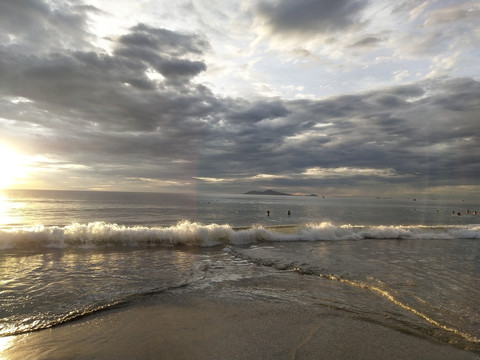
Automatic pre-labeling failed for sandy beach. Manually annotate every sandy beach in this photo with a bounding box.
[2,289,479,360]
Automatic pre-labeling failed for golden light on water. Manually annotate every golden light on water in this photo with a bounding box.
[0,144,31,189]
[0,336,14,358]
[0,193,25,228]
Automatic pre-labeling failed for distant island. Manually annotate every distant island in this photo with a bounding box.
[244,189,292,196]
[244,189,318,197]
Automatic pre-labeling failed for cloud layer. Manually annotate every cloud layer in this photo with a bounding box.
[256,0,368,36]
[0,0,479,197]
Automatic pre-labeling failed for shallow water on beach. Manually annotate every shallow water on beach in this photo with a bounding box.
[1,189,479,353]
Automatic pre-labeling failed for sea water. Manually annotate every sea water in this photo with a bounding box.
[0,189,479,352]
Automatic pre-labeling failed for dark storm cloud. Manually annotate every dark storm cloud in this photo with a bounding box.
[0,19,212,131]
[119,24,209,56]
[229,99,290,123]
[0,0,96,51]
[349,36,382,48]
[197,78,480,193]
[0,0,479,194]
[256,0,368,36]
[115,24,208,82]
[0,3,215,185]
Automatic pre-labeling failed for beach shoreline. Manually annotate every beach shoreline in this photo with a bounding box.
[2,289,479,360]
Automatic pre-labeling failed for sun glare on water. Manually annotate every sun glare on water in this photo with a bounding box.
[0,143,30,189]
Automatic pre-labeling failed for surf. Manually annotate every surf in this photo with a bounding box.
[1,221,480,250]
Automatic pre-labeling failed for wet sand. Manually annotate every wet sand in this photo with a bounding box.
[1,292,479,360]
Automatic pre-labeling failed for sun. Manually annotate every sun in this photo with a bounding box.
[0,143,30,189]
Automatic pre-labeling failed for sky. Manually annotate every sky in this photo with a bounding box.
[0,0,479,197]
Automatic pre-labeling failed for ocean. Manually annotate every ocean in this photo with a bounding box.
[1,189,479,353]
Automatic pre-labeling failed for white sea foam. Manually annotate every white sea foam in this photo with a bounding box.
[1,221,479,249]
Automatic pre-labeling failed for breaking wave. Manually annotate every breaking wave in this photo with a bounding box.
[1,221,479,249]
